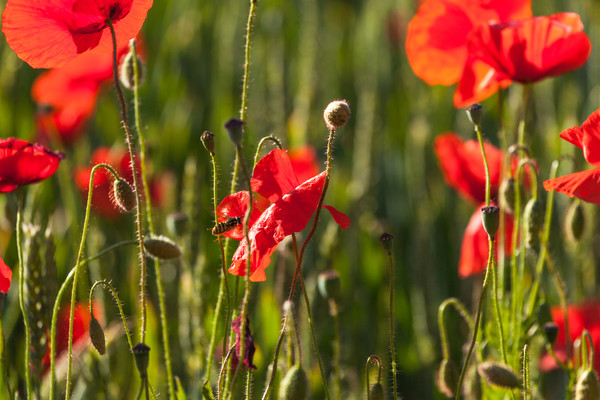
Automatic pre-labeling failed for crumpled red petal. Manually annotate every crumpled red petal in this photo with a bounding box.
[0,255,12,294]
[215,191,262,240]
[323,205,351,230]
[251,149,300,203]
[289,145,320,184]
[543,168,600,205]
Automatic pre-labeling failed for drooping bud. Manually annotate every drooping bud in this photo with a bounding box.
[323,100,351,130]
[144,235,182,259]
[499,177,516,214]
[89,317,106,355]
[317,270,341,304]
[465,103,483,127]
[166,211,189,237]
[119,50,145,90]
[523,198,543,248]
[575,369,600,400]
[224,118,244,145]
[368,382,385,400]
[201,130,215,154]
[132,342,150,378]
[477,361,520,389]
[278,364,309,400]
[112,178,136,212]
[542,322,559,344]
[379,232,394,255]
[480,206,500,237]
[565,201,585,242]
[436,359,459,397]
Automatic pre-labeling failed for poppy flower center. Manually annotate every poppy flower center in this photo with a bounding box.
[69,0,132,34]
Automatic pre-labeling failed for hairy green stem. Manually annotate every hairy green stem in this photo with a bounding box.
[437,298,475,361]
[474,125,491,207]
[89,280,135,351]
[385,247,398,400]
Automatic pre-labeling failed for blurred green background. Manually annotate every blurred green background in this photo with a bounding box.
[1,0,600,398]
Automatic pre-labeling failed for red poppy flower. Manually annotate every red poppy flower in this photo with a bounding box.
[406,0,531,86]
[544,108,600,204]
[230,315,257,370]
[2,0,153,69]
[216,149,350,282]
[0,138,65,193]
[540,302,600,375]
[0,254,11,294]
[456,13,591,107]
[74,146,162,219]
[289,145,320,184]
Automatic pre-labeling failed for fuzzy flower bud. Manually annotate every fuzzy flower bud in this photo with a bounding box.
[379,232,394,255]
[323,100,351,130]
[542,322,559,344]
[278,364,309,400]
[466,103,483,127]
[481,206,500,237]
[499,177,516,214]
[368,382,385,400]
[224,118,244,145]
[575,369,600,400]
[166,211,189,237]
[317,270,341,304]
[144,235,182,259]
[565,201,585,242]
[523,198,543,248]
[89,317,106,355]
[112,178,136,213]
[119,50,145,90]
[477,361,520,389]
[436,359,459,397]
[201,130,215,154]
[132,343,150,378]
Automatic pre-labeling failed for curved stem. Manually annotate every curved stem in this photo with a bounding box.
[438,298,475,360]
[253,135,283,166]
[89,280,135,351]
[474,125,491,207]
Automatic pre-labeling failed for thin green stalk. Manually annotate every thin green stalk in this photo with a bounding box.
[332,304,341,398]
[455,240,495,400]
[437,299,475,361]
[522,345,530,400]
[63,164,118,400]
[490,240,508,365]
[385,247,398,400]
[474,125,491,207]
[0,310,12,400]
[16,189,33,398]
[543,243,571,361]
[254,136,283,165]
[89,280,135,351]
[239,0,257,123]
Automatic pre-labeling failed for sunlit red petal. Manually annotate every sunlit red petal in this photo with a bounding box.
[543,168,600,205]
[434,133,504,204]
[560,109,600,167]
[0,138,64,193]
[466,13,591,84]
[251,149,300,203]
[323,205,351,230]
[454,58,512,108]
[0,255,12,294]
[406,0,531,86]
[215,191,262,240]
[289,145,320,184]
[458,206,514,278]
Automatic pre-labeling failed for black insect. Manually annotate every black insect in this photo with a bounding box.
[211,216,243,236]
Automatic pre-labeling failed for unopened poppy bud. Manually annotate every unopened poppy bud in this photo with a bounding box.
[537,302,553,326]
[144,235,182,259]
[524,198,543,248]
[89,317,106,355]
[436,359,459,397]
[278,364,309,400]
[323,100,351,130]
[113,178,136,212]
[499,178,516,214]
[480,206,500,237]
[542,322,559,344]
[368,382,385,400]
[224,118,244,145]
[318,270,341,303]
[132,342,150,378]
[466,103,483,127]
[565,201,585,242]
[119,51,145,90]
[201,130,215,153]
[166,211,189,237]
[477,361,520,389]
[575,369,600,400]
[379,232,394,255]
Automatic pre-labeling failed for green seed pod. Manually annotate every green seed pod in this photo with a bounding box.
[368,382,385,400]
[144,235,182,259]
[565,201,585,242]
[200,130,215,154]
[132,343,150,378]
[224,118,244,145]
[499,177,516,214]
[323,100,351,130]
[575,369,600,400]
[465,103,483,127]
[113,178,136,212]
[480,206,500,237]
[166,211,189,237]
[523,198,543,248]
[436,359,459,397]
[379,232,394,255]
[317,270,341,303]
[89,317,106,355]
[477,361,520,389]
[119,50,145,90]
[278,364,309,400]
[542,322,559,344]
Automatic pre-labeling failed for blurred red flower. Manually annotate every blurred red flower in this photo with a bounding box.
[540,302,600,375]
[231,315,257,370]
[544,108,600,204]
[289,145,320,184]
[406,0,531,86]
[2,0,153,69]
[0,253,11,294]
[0,137,65,193]
[434,133,514,277]
[216,149,350,281]
[456,13,592,107]
[74,147,163,219]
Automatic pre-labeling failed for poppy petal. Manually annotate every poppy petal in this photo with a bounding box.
[215,191,261,240]
[251,149,300,203]
[543,168,600,205]
[0,256,12,294]
[560,109,600,167]
[289,145,321,184]
[323,205,351,230]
